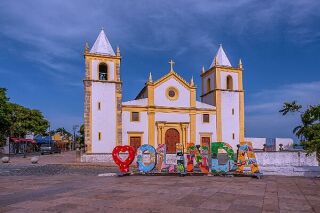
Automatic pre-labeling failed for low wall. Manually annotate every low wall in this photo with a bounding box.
[255,151,319,176]
[81,153,132,166]
[255,151,318,167]
[81,151,319,176]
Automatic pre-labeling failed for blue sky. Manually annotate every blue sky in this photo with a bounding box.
[0,0,320,139]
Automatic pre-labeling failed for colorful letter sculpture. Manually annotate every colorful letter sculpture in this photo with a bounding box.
[211,142,235,173]
[236,142,260,173]
[155,144,167,172]
[112,145,135,173]
[186,144,209,174]
[136,145,156,173]
[111,142,261,176]
[176,143,185,173]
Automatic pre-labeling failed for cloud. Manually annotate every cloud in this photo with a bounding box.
[0,0,319,133]
[246,81,320,139]
[1,0,319,81]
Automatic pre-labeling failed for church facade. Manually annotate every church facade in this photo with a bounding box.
[83,30,244,155]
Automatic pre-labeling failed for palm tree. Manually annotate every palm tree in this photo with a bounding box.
[280,102,320,164]
[279,101,302,115]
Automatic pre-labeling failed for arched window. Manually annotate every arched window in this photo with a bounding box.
[99,63,108,80]
[226,75,233,90]
[207,78,211,92]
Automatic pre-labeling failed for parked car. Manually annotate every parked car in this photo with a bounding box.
[40,143,61,155]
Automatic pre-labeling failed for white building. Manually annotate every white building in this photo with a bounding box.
[83,29,247,155]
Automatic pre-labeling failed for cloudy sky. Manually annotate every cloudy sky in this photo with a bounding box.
[0,0,320,139]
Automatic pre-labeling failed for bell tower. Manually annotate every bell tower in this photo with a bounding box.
[83,29,122,153]
[200,45,244,150]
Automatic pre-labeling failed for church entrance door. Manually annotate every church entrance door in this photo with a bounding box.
[165,128,180,154]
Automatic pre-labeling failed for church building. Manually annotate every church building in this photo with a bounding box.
[83,29,244,156]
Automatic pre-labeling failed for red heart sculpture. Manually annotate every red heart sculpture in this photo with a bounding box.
[112,146,136,173]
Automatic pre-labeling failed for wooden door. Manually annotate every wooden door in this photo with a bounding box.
[165,128,180,154]
[130,137,141,151]
[201,137,211,149]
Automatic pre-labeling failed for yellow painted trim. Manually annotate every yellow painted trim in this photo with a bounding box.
[160,123,184,149]
[165,86,179,101]
[201,75,204,102]
[201,66,242,78]
[147,84,155,106]
[114,62,118,81]
[84,53,121,61]
[153,71,195,91]
[87,58,93,153]
[130,112,140,122]
[238,70,245,142]
[215,70,222,141]
[148,110,155,146]
[199,132,212,145]
[127,132,144,146]
[189,111,196,143]
[122,105,216,114]
[190,88,196,108]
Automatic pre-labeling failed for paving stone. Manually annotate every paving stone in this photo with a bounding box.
[0,163,320,212]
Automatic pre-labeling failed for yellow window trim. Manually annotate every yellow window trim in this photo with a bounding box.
[127,132,144,146]
[130,112,140,122]
[165,86,179,101]
[202,113,210,123]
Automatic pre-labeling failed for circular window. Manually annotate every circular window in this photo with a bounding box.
[166,87,179,101]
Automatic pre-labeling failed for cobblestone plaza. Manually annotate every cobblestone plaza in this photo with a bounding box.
[1,153,320,212]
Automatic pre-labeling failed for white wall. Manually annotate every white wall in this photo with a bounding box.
[122,111,148,146]
[91,82,116,153]
[196,114,216,145]
[276,138,294,151]
[245,137,294,151]
[155,112,189,122]
[256,152,318,167]
[245,137,267,150]
[92,60,115,81]
[202,92,214,106]
[154,78,190,108]
[221,91,240,150]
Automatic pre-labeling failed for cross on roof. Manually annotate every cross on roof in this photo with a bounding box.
[169,59,175,71]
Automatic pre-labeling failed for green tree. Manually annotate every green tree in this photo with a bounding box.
[55,127,72,138]
[280,101,320,163]
[0,88,49,147]
[0,88,12,146]
[9,103,49,137]
[78,124,84,148]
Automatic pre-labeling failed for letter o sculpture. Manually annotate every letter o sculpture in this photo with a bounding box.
[137,144,156,173]
[112,145,136,173]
